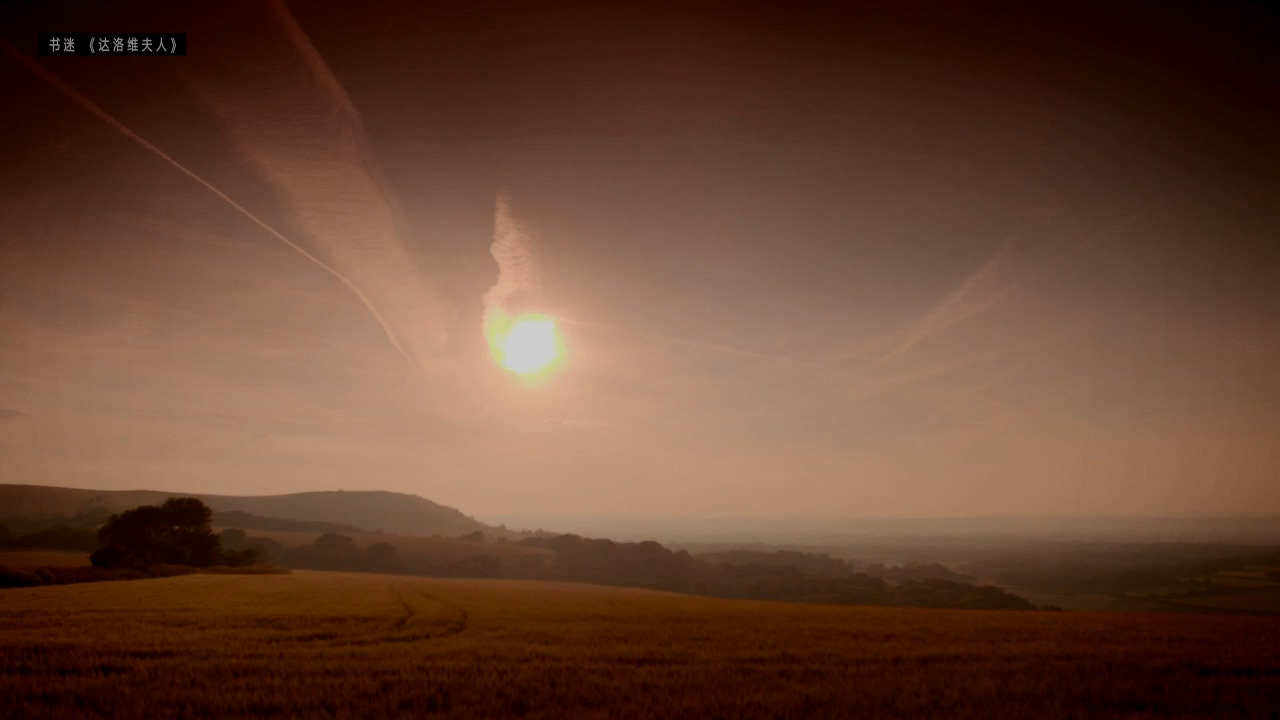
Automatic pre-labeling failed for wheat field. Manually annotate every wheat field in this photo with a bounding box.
[2,571,1278,719]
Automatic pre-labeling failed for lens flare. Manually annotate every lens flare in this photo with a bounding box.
[486,310,566,378]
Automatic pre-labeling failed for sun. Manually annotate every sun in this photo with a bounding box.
[487,311,566,378]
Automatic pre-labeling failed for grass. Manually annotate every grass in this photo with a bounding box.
[2,571,1279,719]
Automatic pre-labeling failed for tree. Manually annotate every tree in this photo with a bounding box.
[218,528,280,566]
[219,528,249,550]
[282,533,358,571]
[220,547,261,568]
[244,536,284,563]
[452,553,500,578]
[363,542,400,572]
[91,498,221,568]
[313,533,356,552]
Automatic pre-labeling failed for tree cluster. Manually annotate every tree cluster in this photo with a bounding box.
[90,498,259,570]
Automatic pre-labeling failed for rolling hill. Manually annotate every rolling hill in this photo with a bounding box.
[0,484,509,538]
[210,510,367,535]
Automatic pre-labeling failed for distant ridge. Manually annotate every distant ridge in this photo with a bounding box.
[0,484,509,538]
[211,510,368,535]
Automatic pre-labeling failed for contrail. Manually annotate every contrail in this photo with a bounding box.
[0,38,426,374]
[843,202,1165,374]
[267,0,398,217]
[754,203,1172,427]
[194,2,453,372]
[25,269,376,356]
[866,238,1016,370]
[735,335,1050,430]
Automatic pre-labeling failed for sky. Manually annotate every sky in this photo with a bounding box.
[1,1,1278,523]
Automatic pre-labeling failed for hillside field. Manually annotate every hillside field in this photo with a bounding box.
[3,572,1279,718]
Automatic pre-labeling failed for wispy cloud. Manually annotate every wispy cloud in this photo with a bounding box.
[482,192,545,360]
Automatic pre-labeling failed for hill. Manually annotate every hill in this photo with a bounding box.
[0,484,508,538]
[1,571,1277,718]
[211,510,367,535]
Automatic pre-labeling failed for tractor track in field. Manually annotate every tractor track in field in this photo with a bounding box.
[408,585,469,638]
[262,579,471,649]
[389,584,416,630]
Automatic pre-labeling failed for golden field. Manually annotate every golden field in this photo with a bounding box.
[2,571,1279,719]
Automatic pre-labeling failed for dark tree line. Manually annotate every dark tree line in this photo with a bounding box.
[516,534,1038,611]
[0,524,98,551]
[208,528,1037,610]
[7,497,1036,610]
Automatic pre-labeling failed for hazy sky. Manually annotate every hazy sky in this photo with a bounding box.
[2,1,1278,521]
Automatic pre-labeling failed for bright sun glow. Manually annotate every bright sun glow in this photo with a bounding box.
[486,311,566,378]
